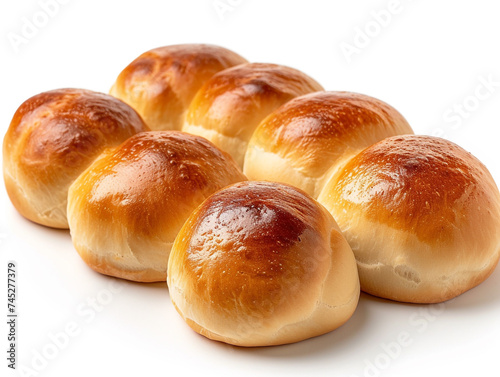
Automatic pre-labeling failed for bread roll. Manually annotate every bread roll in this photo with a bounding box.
[168,181,359,346]
[2,88,148,229]
[182,63,323,168]
[110,44,247,131]
[317,135,500,303]
[67,131,246,282]
[244,91,413,197]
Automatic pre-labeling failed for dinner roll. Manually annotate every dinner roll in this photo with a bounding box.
[244,91,413,197]
[182,63,323,168]
[67,131,246,282]
[168,181,359,346]
[2,88,148,229]
[110,44,247,131]
[317,135,500,303]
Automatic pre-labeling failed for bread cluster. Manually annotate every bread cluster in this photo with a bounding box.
[3,43,500,347]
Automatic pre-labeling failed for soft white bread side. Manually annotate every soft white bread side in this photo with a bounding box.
[182,63,323,168]
[110,44,247,131]
[168,181,359,346]
[244,91,413,198]
[318,135,500,303]
[2,88,148,229]
[67,131,246,282]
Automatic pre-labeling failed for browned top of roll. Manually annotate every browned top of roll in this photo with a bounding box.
[170,181,332,318]
[69,131,246,241]
[4,88,147,186]
[185,62,323,140]
[248,91,413,176]
[326,135,500,246]
[110,44,247,130]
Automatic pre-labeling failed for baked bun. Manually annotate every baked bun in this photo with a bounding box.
[110,44,247,131]
[244,91,413,197]
[317,135,500,303]
[67,131,246,282]
[168,181,359,346]
[182,63,323,168]
[2,88,148,229]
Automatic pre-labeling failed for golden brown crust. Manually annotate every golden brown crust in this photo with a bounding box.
[244,91,413,197]
[318,135,500,303]
[3,88,148,228]
[67,131,246,282]
[183,63,323,167]
[110,44,247,131]
[168,181,359,346]
[333,135,497,245]
[179,181,324,314]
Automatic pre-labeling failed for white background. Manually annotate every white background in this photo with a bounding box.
[1,1,499,376]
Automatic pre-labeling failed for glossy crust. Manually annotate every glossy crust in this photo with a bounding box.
[110,44,247,131]
[182,63,323,168]
[244,91,413,197]
[2,88,148,229]
[168,181,359,346]
[67,131,246,282]
[318,135,500,303]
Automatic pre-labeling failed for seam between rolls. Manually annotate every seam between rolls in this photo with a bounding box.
[184,123,248,142]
